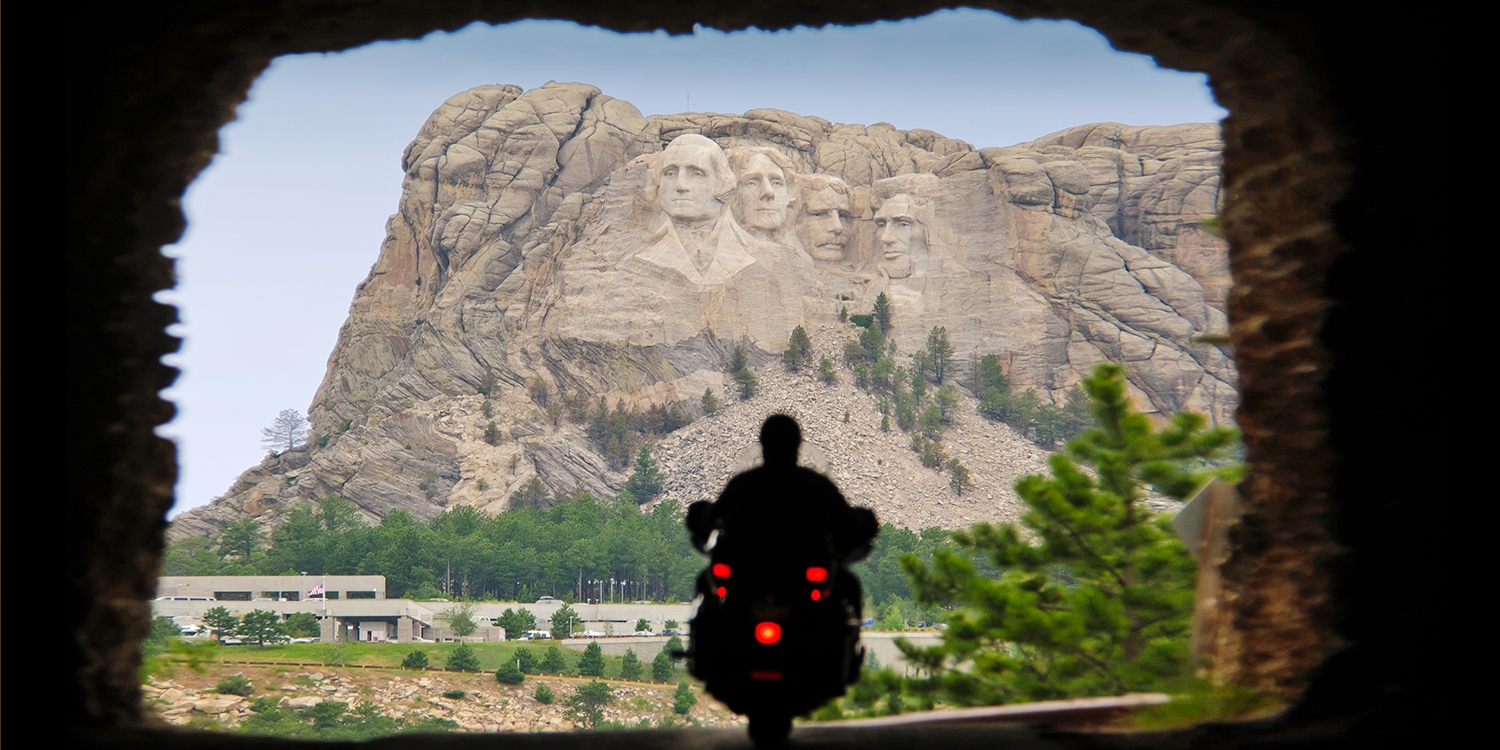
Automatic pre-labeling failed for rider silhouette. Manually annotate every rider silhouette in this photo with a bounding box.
[687,414,877,607]
[685,415,878,744]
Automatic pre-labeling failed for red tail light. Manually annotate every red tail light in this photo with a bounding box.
[754,621,782,644]
[716,586,727,598]
[810,589,822,601]
[750,670,783,681]
[712,563,731,578]
[806,567,828,582]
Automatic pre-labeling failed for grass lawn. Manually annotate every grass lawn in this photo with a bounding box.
[168,640,682,681]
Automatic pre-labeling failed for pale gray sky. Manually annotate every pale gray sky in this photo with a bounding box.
[158,9,1225,516]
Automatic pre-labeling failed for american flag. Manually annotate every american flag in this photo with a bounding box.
[308,584,325,597]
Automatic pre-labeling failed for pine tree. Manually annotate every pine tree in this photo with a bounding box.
[819,356,837,384]
[701,388,718,415]
[673,682,697,714]
[735,367,759,400]
[567,680,615,728]
[540,644,568,674]
[730,344,748,373]
[619,649,643,681]
[550,605,580,639]
[534,682,556,704]
[623,444,665,504]
[947,458,973,496]
[235,609,287,647]
[651,649,674,682]
[261,409,310,453]
[872,292,892,333]
[577,641,606,676]
[446,642,480,672]
[926,326,955,384]
[783,325,813,370]
[900,363,1243,705]
[203,606,239,640]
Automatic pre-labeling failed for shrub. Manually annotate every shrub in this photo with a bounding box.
[284,612,320,638]
[515,647,537,674]
[215,673,255,696]
[401,650,430,670]
[534,683,555,704]
[496,661,526,685]
[441,689,467,700]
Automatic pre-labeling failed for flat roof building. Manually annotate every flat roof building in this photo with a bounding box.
[155,575,385,602]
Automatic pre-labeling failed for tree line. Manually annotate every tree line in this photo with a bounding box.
[168,491,963,608]
[164,494,702,602]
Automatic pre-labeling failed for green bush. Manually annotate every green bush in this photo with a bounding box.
[284,612,320,638]
[534,683,555,704]
[441,689,467,700]
[495,661,526,685]
[148,616,183,645]
[215,673,255,696]
[515,647,537,674]
[401,650,430,670]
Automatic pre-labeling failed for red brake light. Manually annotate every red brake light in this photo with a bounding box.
[810,589,822,601]
[754,621,782,644]
[805,567,828,582]
[712,563,731,578]
[716,586,727,598]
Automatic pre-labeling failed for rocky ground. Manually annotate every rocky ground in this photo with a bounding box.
[143,666,741,733]
[648,324,1055,530]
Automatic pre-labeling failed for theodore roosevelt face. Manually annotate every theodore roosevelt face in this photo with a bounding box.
[802,185,852,261]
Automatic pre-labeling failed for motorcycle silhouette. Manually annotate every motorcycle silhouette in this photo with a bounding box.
[682,417,878,745]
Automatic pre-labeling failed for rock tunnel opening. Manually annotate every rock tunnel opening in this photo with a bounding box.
[71,1,1383,745]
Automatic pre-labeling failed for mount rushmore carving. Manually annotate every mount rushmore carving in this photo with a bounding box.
[170,81,1234,536]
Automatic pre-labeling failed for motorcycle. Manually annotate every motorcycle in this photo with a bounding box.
[684,501,876,744]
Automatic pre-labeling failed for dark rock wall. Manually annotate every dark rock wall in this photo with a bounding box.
[68,0,1430,744]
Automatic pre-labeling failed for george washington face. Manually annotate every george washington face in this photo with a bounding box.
[659,142,722,222]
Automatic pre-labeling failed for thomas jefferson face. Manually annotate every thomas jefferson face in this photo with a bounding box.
[875,194,920,278]
[736,153,791,232]
[802,186,852,261]
[659,143,721,222]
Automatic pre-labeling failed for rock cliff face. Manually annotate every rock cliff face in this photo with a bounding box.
[170,82,1233,539]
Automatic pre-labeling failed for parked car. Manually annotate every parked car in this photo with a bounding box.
[579,630,606,638]
[534,596,559,604]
